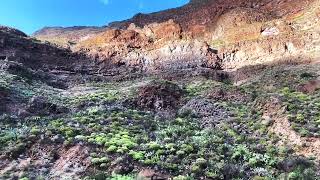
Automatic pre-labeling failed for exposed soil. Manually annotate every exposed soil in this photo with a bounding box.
[263,96,320,162]
[297,79,320,94]
[49,145,91,179]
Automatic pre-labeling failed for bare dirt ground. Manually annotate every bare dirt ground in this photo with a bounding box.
[264,96,320,162]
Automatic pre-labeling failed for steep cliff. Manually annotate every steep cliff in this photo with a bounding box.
[33,0,320,72]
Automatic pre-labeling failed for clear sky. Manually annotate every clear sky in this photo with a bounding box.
[0,0,189,34]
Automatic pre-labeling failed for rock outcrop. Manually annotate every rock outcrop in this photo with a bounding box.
[33,26,107,47]
[0,26,81,70]
[135,80,183,110]
[32,0,320,72]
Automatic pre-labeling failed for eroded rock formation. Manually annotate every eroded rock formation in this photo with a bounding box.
[32,0,320,72]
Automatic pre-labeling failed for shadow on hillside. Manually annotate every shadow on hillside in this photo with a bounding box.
[227,56,317,84]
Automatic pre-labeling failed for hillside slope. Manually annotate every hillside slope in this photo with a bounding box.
[33,26,107,47]
[1,0,320,179]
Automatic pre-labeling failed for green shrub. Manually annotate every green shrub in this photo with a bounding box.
[91,158,101,165]
[107,145,117,153]
[129,151,145,161]
[110,174,135,180]
[148,141,161,150]
[30,127,41,135]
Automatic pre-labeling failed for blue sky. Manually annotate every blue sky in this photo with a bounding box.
[0,0,188,34]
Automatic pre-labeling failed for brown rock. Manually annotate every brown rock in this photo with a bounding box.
[149,19,182,40]
[137,169,168,180]
[31,0,320,72]
[135,81,183,110]
[137,169,157,180]
[297,79,320,93]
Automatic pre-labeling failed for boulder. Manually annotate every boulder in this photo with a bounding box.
[261,27,280,36]
[135,81,183,110]
[137,169,167,180]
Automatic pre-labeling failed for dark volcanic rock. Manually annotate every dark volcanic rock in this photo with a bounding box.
[207,87,249,103]
[0,60,69,89]
[179,98,218,117]
[27,96,68,115]
[0,26,27,37]
[179,98,233,128]
[0,60,36,81]
[135,81,183,110]
[0,26,90,72]
[0,87,9,114]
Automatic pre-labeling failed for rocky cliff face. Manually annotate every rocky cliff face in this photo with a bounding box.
[32,0,320,73]
[33,26,107,47]
[0,26,82,70]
